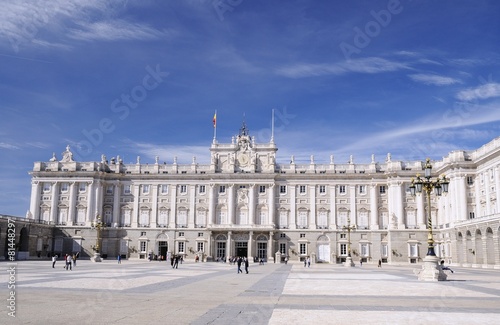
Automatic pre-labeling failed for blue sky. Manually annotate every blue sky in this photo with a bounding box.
[1,0,500,217]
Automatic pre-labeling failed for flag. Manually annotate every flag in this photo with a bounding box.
[213,112,217,128]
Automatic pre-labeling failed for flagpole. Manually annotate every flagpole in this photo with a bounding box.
[271,109,275,143]
[213,110,217,144]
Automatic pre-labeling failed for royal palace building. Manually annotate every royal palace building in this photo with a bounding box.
[3,123,500,268]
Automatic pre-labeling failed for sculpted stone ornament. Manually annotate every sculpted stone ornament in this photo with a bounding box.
[60,145,74,162]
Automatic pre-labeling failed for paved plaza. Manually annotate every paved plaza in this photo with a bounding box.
[1,259,499,324]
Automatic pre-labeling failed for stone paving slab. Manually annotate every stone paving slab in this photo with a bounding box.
[0,260,499,324]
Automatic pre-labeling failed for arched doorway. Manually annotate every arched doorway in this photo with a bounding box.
[317,235,330,263]
[156,233,169,260]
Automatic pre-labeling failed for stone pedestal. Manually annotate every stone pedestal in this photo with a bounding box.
[344,256,355,267]
[415,255,447,281]
[91,252,102,262]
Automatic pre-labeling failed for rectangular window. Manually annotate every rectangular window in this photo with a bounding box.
[381,245,388,257]
[279,242,287,254]
[78,183,87,192]
[198,232,203,237]
[466,176,474,185]
[379,185,386,194]
[43,183,51,193]
[300,243,307,255]
[239,185,246,189]
[140,232,146,236]
[319,185,326,194]
[123,185,131,195]
[279,185,287,194]
[340,233,346,239]
[61,183,69,193]
[339,185,346,194]
[340,244,347,255]
[140,241,147,253]
[161,184,168,194]
[178,232,184,237]
[142,184,150,194]
[259,185,266,193]
[300,233,306,238]
[180,185,187,194]
[409,244,418,257]
[197,242,204,252]
[219,185,226,194]
[178,242,185,253]
[359,185,366,194]
[280,233,286,238]
[299,185,306,194]
[469,212,475,219]
[199,185,206,194]
[361,244,368,256]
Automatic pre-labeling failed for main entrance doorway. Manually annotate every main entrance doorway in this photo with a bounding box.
[158,241,168,260]
[235,241,247,257]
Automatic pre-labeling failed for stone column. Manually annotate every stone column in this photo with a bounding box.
[132,184,140,228]
[330,185,336,229]
[416,193,425,229]
[249,184,256,226]
[50,182,59,224]
[309,185,316,228]
[151,184,159,228]
[267,231,274,261]
[349,185,356,225]
[370,184,378,229]
[86,181,94,225]
[68,182,77,226]
[495,167,500,214]
[395,182,405,229]
[29,181,41,221]
[112,182,120,227]
[209,183,216,226]
[268,184,275,226]
[474,179,482,218]
[290,185,296,229]
[169,184,177,228]
[228,184,235,225]
[188,184,196,228]
[493,235,500,268]
[248,231,254,260]
[227,231,232,258]
[484,172,491,215]
[458,176,467,222]
[95,181,104,219]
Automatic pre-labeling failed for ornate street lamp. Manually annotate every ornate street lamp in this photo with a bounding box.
[409,158,449,281]
[90,214,104,262]
[342,214,356,267]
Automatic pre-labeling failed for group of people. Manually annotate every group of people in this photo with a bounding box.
[236,256,249,274]
[52,253,78,270]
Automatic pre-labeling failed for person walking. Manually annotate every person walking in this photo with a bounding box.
[244,257,249,274]
[66,254,73,270]
[117,255,121,264]
[307,256,311,267]
[237,257,243,273]
[284,256,288,264]
[52,255,58,268]
[378,259,382,268]
[173,255,179,269]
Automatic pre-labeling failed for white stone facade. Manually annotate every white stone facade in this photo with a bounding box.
[27,126,500,267]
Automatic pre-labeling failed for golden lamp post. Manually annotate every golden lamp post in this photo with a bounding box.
[342,214,356,267]
[90,214,104,262]
[409,158,449,281]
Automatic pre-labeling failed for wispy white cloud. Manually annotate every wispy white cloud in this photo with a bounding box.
[276,57,410,78]
[122,141,210,164]
[68,20,172,42]
[409,73,462,86]
[456,83,500,101]
[0,142,20,150]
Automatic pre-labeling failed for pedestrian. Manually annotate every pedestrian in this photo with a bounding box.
[117,255,121,264]
[66,254,73,270]
[237,257,243,273]
[171,255,175,267]
[378,259,382,268]
[284,256,288,264]
[173,255,179,269]
[360,260,363,267]
[307,257,311,267]
[304,258,307,267]
[72,254,77,267]
[440,260,454,273]
[244,257,249,274]
[52,254,58,268]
